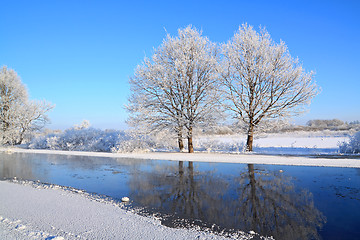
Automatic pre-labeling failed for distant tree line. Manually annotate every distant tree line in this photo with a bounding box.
[127,24,319,152]
[305,119,360,131]
[190,119,360,136]
[307,119,344,128]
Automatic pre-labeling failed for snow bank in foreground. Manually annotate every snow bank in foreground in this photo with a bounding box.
[0,180,269,240]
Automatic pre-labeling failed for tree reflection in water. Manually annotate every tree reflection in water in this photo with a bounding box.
[233,164,326,239]
[129,161,326,240]
[130,161,228,225]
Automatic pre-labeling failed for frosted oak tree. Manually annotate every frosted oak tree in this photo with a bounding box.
[16,100,53,144]
[0,66,53,144]
[0,66,27,144]
[127,26,221,153]
[220,24,318,151]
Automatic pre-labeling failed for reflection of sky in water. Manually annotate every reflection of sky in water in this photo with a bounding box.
[0,152,359,240]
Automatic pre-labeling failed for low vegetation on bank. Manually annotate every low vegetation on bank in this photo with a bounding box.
[25,120,360,155]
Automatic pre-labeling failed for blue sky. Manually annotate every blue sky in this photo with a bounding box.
[1,0,359,129]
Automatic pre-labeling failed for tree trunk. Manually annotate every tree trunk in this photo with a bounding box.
[188,136,194,153]
[187,125,194,153]
[246,124,254,151]
[178,137,184,152]
[177,127,184,152]
[16,128,26,145]
[2,120,10,144]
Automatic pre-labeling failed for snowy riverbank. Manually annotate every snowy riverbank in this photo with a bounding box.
[1,147,359,168]
[0,180,266,240]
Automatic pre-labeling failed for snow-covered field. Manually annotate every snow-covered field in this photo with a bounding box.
[0,132,359,240]
[195,132,349,155]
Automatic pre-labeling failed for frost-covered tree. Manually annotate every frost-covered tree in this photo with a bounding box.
[0,66,54,145]
[127,26,221,153]
[74,120,91,130]
[220,24,318,151]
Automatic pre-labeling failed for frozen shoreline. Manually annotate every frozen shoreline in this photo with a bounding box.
[0,180,259,240]
[1,147,359,168]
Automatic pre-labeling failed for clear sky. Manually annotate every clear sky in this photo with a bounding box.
[1,0,359,130]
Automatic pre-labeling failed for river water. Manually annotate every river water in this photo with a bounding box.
[0,152,359,239]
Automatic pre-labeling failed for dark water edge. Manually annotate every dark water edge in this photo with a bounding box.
[1,152,359,240]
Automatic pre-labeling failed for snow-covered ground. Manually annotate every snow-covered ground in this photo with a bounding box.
[0,180,266,240]
[195,132,349,155]
[254,133,347,148]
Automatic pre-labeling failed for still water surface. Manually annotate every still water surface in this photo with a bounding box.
[0,152,359,239]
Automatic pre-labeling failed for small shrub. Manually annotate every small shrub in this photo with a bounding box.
[195,139,246,153]
[339,131,360,154]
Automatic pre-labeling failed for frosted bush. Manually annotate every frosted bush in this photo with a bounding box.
[195,139,245,153]
[113,138,152,153]
[29,127,128,152]
[112,131,178,153]
[92,130,127,152]
[29,123,178,153]
[339,131,360,154]
[28,133,59,149]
